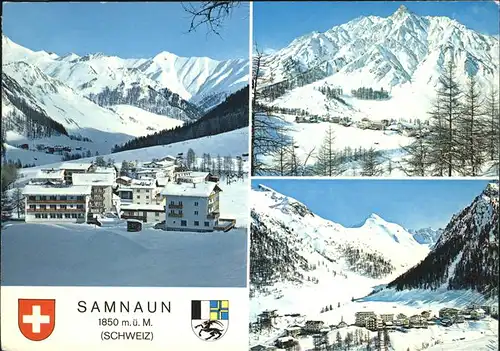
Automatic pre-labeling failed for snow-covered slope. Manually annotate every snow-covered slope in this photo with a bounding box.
[2,34,249,110]
[250,184,429,296]
[108,105,184,132]
[260,5,499,120]
[387,182,499,299]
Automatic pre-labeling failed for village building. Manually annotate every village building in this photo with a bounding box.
[355,311,376,327]
[380,314,394,324]
[421,311,432,320]
[439,308,460,319]
[23,184,91,223]
[30,169,65,185]
[409,315,427,328]
[336,316,348,329]
[160,181,222,232]
[90,165,118,179]
[72,173,115,215]
[366,316,383,331]
[257,310,278,329]
[275,336,298,350]
[303,320,325,334]
[470,308,485,320]
[59,162,93,184]
[116,176,132,186]
[285,325,302,338]
[120,204,165,223]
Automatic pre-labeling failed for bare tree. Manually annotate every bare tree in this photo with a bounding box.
[485,85,500,165]
[187,148,197,170]
[182,1,241,36]
[11,187,24,219]
[251,45,291,175]
[315,125,342,176]
[457,75,485,176]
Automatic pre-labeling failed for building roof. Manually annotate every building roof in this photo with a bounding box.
[59,162,93,171]
[160,181,221,197]
[121,204,164,212]
[92,166,116,174]
[156,177,169,186]
[23,184,92,195]
[72,172,115,186]
[33,169,65,179]
[117,176,132,182]
[129,180,156,189]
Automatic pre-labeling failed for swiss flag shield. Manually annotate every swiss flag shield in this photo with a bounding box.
[18,299,56,341]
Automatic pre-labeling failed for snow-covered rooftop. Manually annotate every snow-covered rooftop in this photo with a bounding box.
[72,172,115,186]
[161,181,222,197]
[33,169,64,179]
[23,184,92,195]
[129,180,156,189]
[59,162,93,170]
[92,166,116,174]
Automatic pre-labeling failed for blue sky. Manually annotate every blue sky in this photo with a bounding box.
[252,179,493,229]
[254,1,500,53]
[2,2,249,60]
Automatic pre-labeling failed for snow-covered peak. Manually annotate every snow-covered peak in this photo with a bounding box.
[483,181,499,198]
[391,4,411,20]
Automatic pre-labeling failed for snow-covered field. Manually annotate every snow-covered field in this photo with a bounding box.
[1,221,247,287]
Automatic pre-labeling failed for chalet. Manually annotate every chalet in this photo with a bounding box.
[116,176,132,186]
[23,184,91,223]
[257,310,278,328]
[159,155,177,163]
[59,162,93,184]
[295,116,306,123]
[369,121,386,130]
[421,311,432,320]
[174,171,211,184]
[161,181,222,232]
[275,336,298,350]
[355,311,376,327]
[72,173,115,215]
[303,320,324,334]
[30,169,65,185]
[409,315,427,328]
[439,308,459,319]
[120,204,165,223]
[331,116,341,124]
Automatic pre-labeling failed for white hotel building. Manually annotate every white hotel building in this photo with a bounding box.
[23,185,91,223]
[161,181,222,232]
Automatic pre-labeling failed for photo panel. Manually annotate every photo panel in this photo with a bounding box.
[251,1,499,178]
[1,1,251,350]
[249,178,499,350]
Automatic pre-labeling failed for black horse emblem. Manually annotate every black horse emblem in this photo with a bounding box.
[194,320,225,341]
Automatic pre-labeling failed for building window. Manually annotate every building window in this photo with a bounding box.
[76,196,84,201]
[28,196,36,201]
[170,201,175,205]
[49,213,56,219]
[137,189,141,193]
[178,201,182,205]
[181,220,187,227]
[194,211,198,215]
[194,221,199,226]
[60,205,67,209]
[40,205,46,209]
[57,214,63,218]
[71,214,78,218]
[65,214,71,219]
[204,221,209,227]
[169,210,175,214]
[35,214,41,219]
[42,214,48,218]
[146,196,149,199]
[136,196,140,199]
[50,205,56,209]
[194,201,199,206]
[78,213,84,218]
[60,196,67,200]
[40,196,47,200]
[29,205,36,209]
[77,205,83,209]
[49,196,57,201]
[155,212,159,217]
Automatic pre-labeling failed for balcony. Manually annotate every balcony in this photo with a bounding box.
[168,213,183,218]
[121,214,146,222]
[27,199,86,204]
[207,212,220,220]
[27,208,86,213]
[168,204,183,209]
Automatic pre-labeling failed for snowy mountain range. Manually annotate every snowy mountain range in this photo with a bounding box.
[408,227,443,247]
[388,182,499,299]
[1,34,249,151]
[250,184,430,295]
[260,5,499,120]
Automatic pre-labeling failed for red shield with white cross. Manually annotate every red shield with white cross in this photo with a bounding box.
[18,299,56,341]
